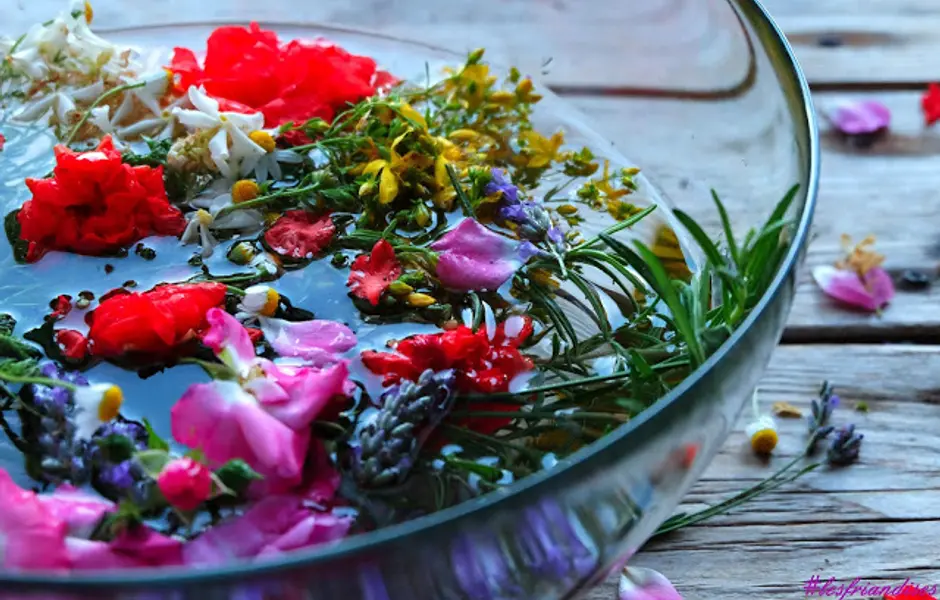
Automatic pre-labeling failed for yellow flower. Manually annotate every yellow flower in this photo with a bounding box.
[84,0,94,23]
[746,415,779,455]
[364,159,400,205]
[405,293,437,308]
[520,130,565,169]
[595,160,629,202]
[248,130,277,153]
[394,104,427,130]
[652,225,692,281]
[73,384,123,440]
[836,234,884,276]
[231,179,261,204]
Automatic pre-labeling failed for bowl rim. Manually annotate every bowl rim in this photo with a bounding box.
[0,0,820,587]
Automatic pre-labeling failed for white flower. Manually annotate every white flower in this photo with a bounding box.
[746,392,778,455]
[171,86,267,179]
[237,285,280,318]
[14,80,102,124]
[72,383,123,440]
[180,209,218,258]
[191,191,265,233]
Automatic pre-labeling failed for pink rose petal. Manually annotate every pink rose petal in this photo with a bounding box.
[430,218,529,292]
[0,469,70,571]
[38,485,115,539]
[619,566,683,600]
[171,380,309,489]
[829,100,891,135]
[260,361,350,430]
[69,527,182,570]
[203,308,257,369]
[812,265,895,312]
[259,317,357,366]
[182,494,351,567]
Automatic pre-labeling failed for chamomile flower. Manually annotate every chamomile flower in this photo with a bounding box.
[180,209,218,257]
[171,86,267,179]
[746,391,778,455]
[72,383,124,440]
[190,187,265,233]
[237,285,280,318]
[14,80,103,125]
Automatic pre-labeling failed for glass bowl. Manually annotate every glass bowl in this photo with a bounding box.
[0,0,818,598]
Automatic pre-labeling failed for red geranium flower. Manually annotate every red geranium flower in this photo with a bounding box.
[87,282,226,358]
[55,329,89,362]
[17,136,186,263]
[48,295,73,321]
[362,317,535,435]
[347,239,402,306]
[922,83,940,126]
[264,210,335,260]
[168,23,395,127]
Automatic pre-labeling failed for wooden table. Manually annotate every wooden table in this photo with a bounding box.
[8,1,940,598]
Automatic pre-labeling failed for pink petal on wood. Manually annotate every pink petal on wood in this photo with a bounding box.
[828,100,891,135]
[812,265,895,312]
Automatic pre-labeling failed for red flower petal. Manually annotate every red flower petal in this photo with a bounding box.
[16,136,185,262]
[923,83,940,126]
[54,329,88,362]
[87,283,226,358]
[347,239,402,306]
[264,210,335,260]
[48,295,73,321]
[277,129,314,148]
[0,133,5,151]
[166,24,389,127]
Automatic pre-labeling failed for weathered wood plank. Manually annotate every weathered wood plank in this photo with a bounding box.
[585,343,940,599]
[18,0,940,88]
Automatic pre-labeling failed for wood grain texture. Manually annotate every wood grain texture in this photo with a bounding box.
[585,344,940,599]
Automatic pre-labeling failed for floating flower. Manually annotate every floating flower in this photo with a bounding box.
[362,315,534,397]
[68,525,183,570]
[171,86,268,178]
[347,239,403,306]
[38,485,115,539]
[72,383,124,440]
[14,80,103,125]
[812,234,895,312]
[264,210,336,260]
[238,285,281,318]
[189,189,265,234]
[257,317,356,367]
[0,468,69,570]
[519,129,565,169]
[180,209,218,258]
[17,136,186,262]
[484,168,519,204]
[168,23,389,127]
[87,282,227,358]
[619,566,683,600]
[182,489,351,566]
[171,309,351,489]
[157,457,213,511]
[430,219,538,292]
[827,100,891,136]
[922,83,940,126]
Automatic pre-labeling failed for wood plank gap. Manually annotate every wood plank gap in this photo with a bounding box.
[781,328,940,344]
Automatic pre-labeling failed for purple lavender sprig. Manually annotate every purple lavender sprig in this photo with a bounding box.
[827,424,863,466]
[352,369,456,488]
[486,168,565,252]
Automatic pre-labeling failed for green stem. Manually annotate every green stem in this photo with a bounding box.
[215,185,319,219]
[64,80,146,146]
[449,410,628,423]
[571,204,657,252]
[0,373,77,391]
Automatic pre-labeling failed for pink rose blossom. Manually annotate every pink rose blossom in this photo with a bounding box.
[430,218,536,292]
[38,485,115,539]
[172,309,351,490]
[157,458,213,511]
[68,527,183,570]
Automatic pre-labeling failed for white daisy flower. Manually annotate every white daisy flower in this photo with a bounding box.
[180,209,218,258]
[14,80,103,124]
[191,190,265,233]
[171,86,267,179]
[72,382,123,441]
[745,391,779,455]
[237,285,280,318]
[111,70,171,124]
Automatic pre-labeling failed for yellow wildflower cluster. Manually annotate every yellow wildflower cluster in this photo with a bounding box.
[836,234,884,277]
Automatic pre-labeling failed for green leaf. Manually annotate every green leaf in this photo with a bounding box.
[599,233,656,292]
[214,459,263,495]
[142,418,169,452]
[96,434,137,463]
[0,332,41,361]
[0,358,40,379]
[4,210,29,264]
[672,209,725,270]
[185,448,206,464]
[22,320,68,363]
[711,190,741,269]
[134,449,171,477]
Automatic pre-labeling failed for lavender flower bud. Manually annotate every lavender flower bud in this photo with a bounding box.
[827,424,863,466]
[352,369,456,487]
[808,381,838,434]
